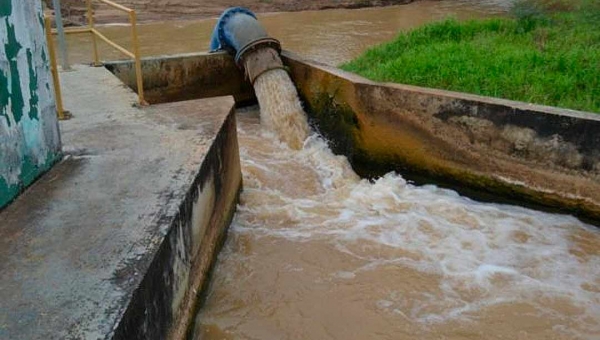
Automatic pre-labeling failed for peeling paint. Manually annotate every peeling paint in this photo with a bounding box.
[0,1,61,209]
[26,49,39,120]
[0,0,12,17]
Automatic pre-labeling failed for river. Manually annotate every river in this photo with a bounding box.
[64,0,510,66]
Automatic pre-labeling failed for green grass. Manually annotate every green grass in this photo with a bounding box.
[341,1,600,113]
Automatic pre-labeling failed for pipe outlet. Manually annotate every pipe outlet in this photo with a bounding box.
[210,7,286,84]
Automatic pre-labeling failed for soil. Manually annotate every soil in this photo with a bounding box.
[45,0,416,25]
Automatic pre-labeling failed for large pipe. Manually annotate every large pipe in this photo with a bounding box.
[210,7,285,84]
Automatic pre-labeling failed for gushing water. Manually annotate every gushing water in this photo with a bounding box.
[193,70,600,340]
[253,69,310,150]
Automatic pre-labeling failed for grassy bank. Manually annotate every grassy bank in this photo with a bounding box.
[341,0,600,113]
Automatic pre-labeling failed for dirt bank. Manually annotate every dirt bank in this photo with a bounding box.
[46,0,415,24]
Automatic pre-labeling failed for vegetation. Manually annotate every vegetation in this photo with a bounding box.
[341,0,600,113]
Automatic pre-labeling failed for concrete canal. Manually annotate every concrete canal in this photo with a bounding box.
[177,3,600,339]
[46,0,600,339]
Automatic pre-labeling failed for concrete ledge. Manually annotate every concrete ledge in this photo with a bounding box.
[105,52,255,104]
[282,51,600,223]
[0,66,242,339]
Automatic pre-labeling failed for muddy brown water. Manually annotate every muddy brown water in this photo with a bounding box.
[63,1,600,339]
[63,0,510,66]
[193,101,600,339]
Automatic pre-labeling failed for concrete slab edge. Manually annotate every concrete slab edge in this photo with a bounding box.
[110,110,242,340]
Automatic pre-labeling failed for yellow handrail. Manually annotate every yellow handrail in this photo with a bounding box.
[86,0,100,67]
[91,28,135,58]
[51,27,91,34]
[98,0,133,13]
[51,0,147,106]
[45,16,67,120]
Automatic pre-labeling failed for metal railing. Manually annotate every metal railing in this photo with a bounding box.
[49,0,147,106]
[45,16,68,120]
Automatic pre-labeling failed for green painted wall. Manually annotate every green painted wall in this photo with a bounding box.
[1,1,61,209]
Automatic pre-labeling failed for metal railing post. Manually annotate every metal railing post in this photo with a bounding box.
[86,0,100,66]
[44,17,68,120]
[51,0,71,71]
[128,10,147,105]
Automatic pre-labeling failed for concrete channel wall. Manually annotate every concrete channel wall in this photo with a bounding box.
[113,105,242,340]
[0,1,61,209]
[282,53,600,223]
[105,52,255,104]
[105,52,600,223]
[113,113,242,340]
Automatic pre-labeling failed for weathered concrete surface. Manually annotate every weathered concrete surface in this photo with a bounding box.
[105,52,255,105]
[0,66,242,339]
[0,1,61,209]
[282,52,600,223]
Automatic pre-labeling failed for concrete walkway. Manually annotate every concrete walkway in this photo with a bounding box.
[0,66,241,339]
